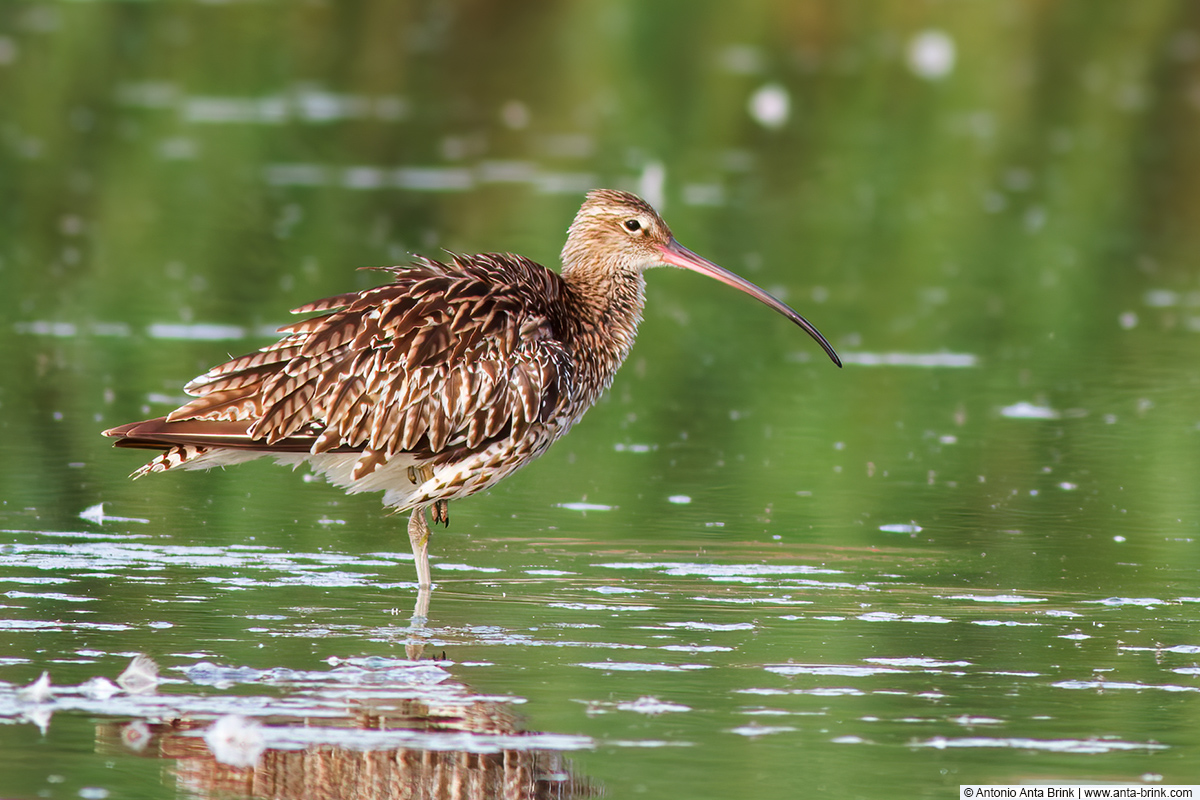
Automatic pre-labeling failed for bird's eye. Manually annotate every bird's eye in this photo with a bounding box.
[623,219,642,233]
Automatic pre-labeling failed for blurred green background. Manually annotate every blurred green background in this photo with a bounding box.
[2,1,1200,798]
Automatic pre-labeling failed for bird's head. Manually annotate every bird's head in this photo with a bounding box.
[561,189,676,275]
[561,189,842,367]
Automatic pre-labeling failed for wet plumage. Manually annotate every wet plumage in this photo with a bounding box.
[105,189,840,588]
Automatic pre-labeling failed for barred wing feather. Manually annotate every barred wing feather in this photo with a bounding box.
[151,254,571,481]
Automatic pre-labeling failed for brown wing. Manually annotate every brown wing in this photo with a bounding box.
[111,254,572,480]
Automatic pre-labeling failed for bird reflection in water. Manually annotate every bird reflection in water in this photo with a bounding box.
[66,654,598,800]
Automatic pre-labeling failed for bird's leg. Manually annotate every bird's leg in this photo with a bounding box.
[405,465,446,587]
[406,584,431,659]
[411,584,430,626]
[407,506,433,590]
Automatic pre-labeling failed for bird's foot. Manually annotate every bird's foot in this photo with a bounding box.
[409,463,437,484]
[407,465,448,526]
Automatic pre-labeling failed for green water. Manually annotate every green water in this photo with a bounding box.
[2,1,1200,798]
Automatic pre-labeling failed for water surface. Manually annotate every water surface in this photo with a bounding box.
[2,1,1200,798]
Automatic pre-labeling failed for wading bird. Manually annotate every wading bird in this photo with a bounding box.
[105,189,840,588]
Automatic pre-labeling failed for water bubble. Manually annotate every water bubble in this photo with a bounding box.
[204,715,266,768]
[748,83,790,130]
[907,30,956,80]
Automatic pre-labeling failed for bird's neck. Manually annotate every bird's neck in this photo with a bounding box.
[560,260,646,381]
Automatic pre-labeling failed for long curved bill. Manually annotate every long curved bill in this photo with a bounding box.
[659,239,842,368]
